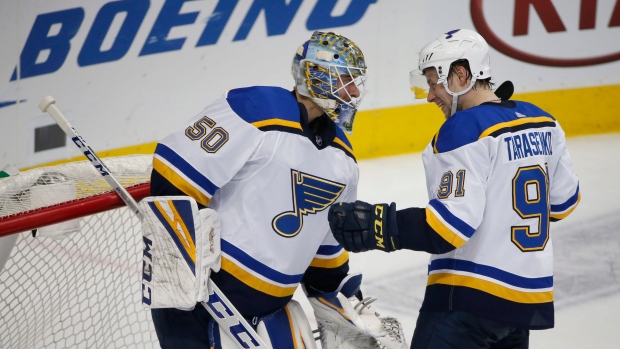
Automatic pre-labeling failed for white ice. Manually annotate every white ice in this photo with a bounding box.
[295,133,620,348]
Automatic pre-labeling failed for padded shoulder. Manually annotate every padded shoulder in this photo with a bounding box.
[432,101,556,154]
[226,86,300,125]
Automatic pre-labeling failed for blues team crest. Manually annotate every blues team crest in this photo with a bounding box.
[272,169,345,238]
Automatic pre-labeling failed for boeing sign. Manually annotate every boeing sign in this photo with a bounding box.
[11,0,377,81]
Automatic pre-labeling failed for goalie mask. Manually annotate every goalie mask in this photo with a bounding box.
[292,31,367,134]
[409,29,491,116]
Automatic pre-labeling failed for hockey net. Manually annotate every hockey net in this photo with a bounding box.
[0,155,160,348]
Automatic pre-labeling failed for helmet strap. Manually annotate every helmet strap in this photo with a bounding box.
[312,98,337,110]
[443,78,476,117]
[451,95,459,116]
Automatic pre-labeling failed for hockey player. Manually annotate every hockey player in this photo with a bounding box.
[328,29,581,348]
[146,31,406,348]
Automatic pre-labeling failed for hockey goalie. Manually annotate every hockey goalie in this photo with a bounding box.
[139,196,407,349]
[137,30,407,349]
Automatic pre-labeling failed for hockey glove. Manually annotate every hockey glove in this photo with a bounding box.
[328,200,400,253]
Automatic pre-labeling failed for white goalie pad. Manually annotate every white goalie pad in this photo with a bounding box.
[307,274,408,349]
[256,299,317,349]
[139,196,221,310]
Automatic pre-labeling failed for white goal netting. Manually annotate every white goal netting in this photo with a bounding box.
[0,155,160,348]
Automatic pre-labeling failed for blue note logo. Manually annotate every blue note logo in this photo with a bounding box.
[272,169,345,238]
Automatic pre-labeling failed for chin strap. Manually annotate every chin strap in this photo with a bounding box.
[444,78,476,116]
[450,95,459,116]
[312,97,337,110]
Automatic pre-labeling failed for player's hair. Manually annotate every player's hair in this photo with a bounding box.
[447,59,494,91]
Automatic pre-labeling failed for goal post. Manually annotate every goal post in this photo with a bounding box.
[0,183,149,238]
[0,155,160,348]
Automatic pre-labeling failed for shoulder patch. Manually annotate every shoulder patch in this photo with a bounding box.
[226,86,302,133]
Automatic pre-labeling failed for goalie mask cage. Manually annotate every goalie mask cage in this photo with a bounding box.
[0,155,160,348]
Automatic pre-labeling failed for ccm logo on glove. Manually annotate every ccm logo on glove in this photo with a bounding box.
[328,200,400,253]
[374,205,385,249]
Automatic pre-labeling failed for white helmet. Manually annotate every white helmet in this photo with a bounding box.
[409,29,491,115]
[292,31,367,133]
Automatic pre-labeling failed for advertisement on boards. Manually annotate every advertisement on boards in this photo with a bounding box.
[1,0,619,167]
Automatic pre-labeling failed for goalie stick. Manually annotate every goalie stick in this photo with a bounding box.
[38,96,141,219]
[38,96,269,349]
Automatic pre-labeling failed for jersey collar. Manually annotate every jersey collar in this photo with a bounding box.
[296,96,337,150]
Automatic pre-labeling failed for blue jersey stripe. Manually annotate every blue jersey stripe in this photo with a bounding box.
[316,244,344,256]
[429,199,475,238]
[551,184,580,212]
[429,258,553,289]
[155,143,219,196]
[221,239,304,285]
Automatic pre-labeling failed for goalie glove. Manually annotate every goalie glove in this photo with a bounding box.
[306,274,407,349]
[328,201,400,253]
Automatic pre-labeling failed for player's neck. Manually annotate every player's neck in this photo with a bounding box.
[460,89,501,110]
[294,88,324,122]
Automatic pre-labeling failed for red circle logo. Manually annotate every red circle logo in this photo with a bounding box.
[470,0,620,67]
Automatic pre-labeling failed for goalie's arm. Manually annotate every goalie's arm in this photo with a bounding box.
[302,250,351,295]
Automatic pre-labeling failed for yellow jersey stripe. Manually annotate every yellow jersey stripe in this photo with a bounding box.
[479,116,555,139]
[153,157,210,207]
[250,118,355,157]
[221,257,298,298]
[550,192,581,219]
[432,132,440,154]
[252,119,303,130]
[309,250,349,268]
[333,137,354,157]
[425,207,467,248]
[427,273,554,304]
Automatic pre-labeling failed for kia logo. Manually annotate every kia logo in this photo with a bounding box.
[471,0,620,67]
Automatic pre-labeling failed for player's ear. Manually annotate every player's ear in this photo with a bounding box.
[457,66,469,85]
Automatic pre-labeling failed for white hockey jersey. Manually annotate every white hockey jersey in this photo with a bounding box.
[418,100,580,329]
[151,86,359,316]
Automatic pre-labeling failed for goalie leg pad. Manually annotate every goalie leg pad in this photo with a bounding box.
[207,300,317,349]
[255,299,318,349]
[139,196,221,309]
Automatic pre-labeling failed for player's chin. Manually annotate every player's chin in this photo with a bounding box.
[440,105,450,118]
